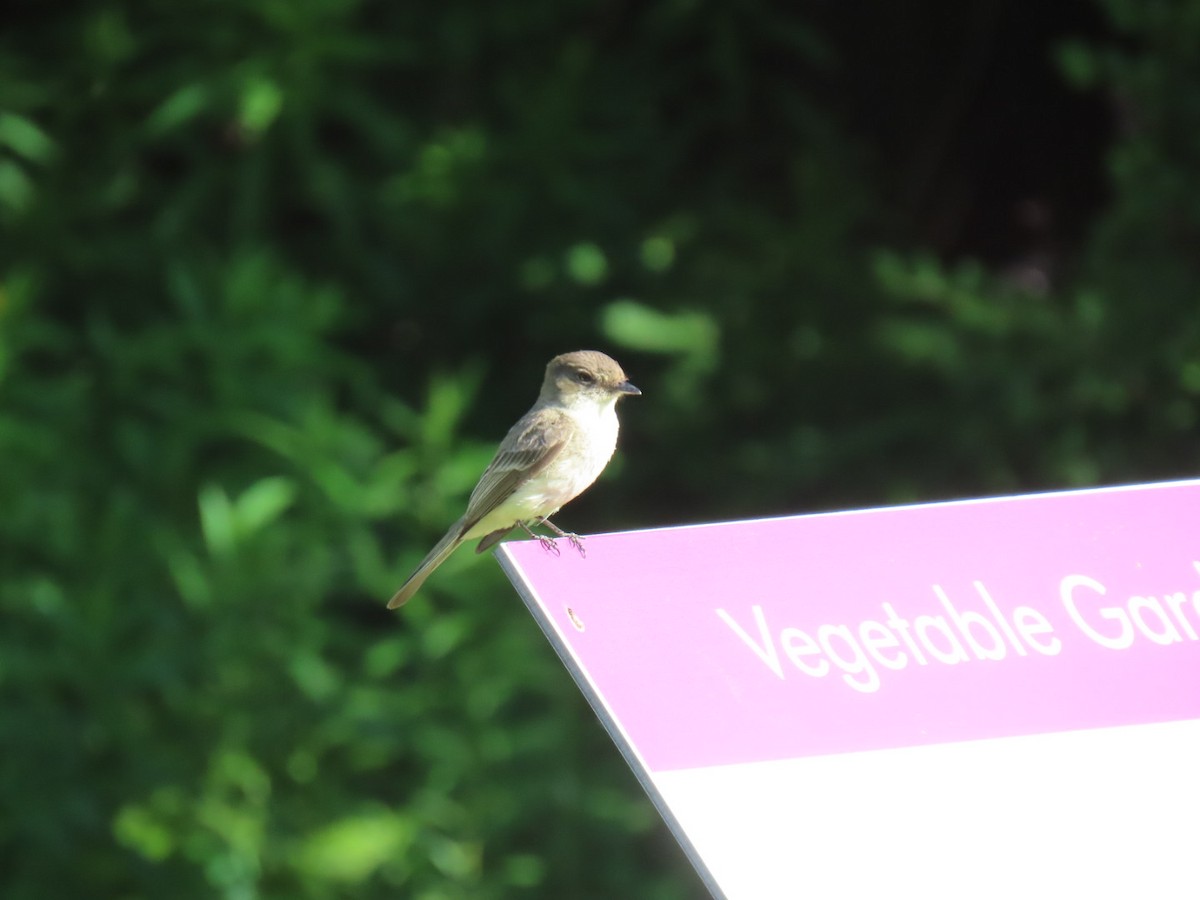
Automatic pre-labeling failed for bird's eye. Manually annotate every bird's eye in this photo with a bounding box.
[574,369,595,385]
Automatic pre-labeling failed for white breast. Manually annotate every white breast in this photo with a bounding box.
[531,396,620,510]
[464,395,622,538]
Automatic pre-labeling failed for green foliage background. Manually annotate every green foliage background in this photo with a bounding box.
[2,1,1198,897]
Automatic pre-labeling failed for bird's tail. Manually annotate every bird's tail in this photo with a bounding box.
[387,519,466,608]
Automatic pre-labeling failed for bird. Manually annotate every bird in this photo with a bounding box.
[387,350,640,608]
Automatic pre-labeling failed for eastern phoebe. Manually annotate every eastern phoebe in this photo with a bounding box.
[387,350,640,608]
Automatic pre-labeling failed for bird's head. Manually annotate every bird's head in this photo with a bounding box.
[540,350,640,408]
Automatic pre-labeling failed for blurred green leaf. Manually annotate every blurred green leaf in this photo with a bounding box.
[198,484,237,557]
[233,476,296,536]
[146,83,211,135]
[238,77,284,136]
[113,802,176,862]
[1056,39,1101,88]
[640,236,676,272]
[0,160,34,214]
[601,299,719,367]
[565,242,608,286]
[297,810,415,883]
[0,113,55,163]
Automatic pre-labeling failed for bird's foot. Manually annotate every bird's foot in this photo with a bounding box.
[519,520,561,556]
[539,517,586,558]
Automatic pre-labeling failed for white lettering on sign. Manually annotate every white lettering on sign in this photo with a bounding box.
[715,604,784,678]
[716,563,1200,693]
[1060,571,1200,650]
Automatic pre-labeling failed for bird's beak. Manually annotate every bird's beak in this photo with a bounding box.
[617,380,641,396]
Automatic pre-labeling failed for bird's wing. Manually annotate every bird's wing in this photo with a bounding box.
[461,408,572,532]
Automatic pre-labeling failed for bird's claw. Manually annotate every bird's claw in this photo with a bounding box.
[525,518,584,558]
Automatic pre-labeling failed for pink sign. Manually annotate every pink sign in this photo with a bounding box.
[500,479,1200,772]
[498,480,1200,898]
